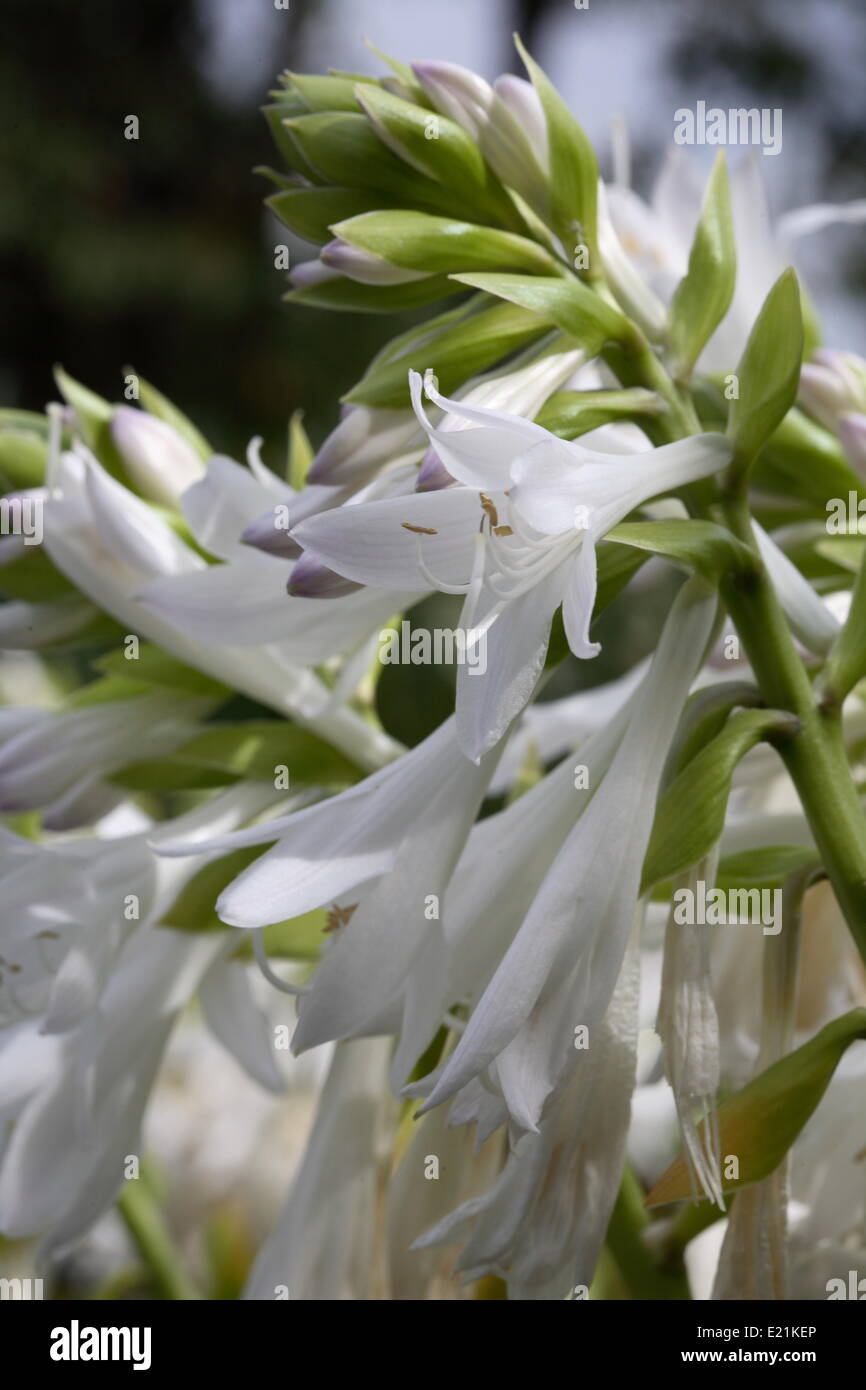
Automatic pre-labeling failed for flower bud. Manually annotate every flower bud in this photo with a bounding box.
[110,406,206,508]
[287,550,361,598]
[410,61,494,140]
[320,238,429,287]
[838,412,866,480]
[798,349,866,432]
[308,407,422,486]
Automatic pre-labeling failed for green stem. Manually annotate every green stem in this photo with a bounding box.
[117,1181,203,1301]
[720,492,866,963]
[605,1166,691,1300]
[597,303,866,968]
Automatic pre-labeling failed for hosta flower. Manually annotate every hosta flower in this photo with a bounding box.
[0,784,284,1257]
[293,372,729,759]
[42,417,398,769]
[160,716,502,1085]
[415,578,717,1129]
[602,149,866,366]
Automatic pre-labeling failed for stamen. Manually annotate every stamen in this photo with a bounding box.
[252,929,310,996]
[402,521,439,535]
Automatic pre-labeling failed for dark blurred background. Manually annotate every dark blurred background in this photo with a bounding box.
[2,0,865,463]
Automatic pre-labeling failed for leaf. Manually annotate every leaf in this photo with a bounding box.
[667,153,736,379]
[112,721,362,792]
[817,539,866,703]
[94,644,229,699]
[0,546,72,601]
[288,73,363,113]
[646,1008,866,1206]
[716,845,820,892]
[727,268,804,467]
[606,519,757,582]
[332,210,555,276]
[0,429,48,489]
[344,300,550,408]
[514,36,598,265]
[450,272,628,356]
[641,707,796,889]
[132,374,211,460]
[664,681,761,783]
[161,845,327,960]
[814,535,864,574]
[286,272,461,316]
[267,186,391,245]
[288,410,314,490]
[535,387,664,438]
[354,84,519,230]
[281,112,466,216]
[755,408,865,508]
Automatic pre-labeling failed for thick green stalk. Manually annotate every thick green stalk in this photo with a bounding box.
[597,305,866,966]
[720,493,866,961]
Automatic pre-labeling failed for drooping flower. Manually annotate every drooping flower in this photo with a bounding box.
[292,372,729,759]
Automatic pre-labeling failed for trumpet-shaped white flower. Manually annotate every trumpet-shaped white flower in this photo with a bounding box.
[293,372,729,759]
[416,579,717,1130]
[244,1038,392,1300]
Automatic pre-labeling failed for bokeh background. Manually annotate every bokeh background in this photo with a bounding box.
[3,0,865,465]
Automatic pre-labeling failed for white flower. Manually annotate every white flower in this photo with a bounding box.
[413,939,641,1300]
[293,372,729,759]
[244,1038,392,1301]
[159,716,501,1085]
[415,578,717,1130]
[42,418,398,770]
[601,149,866,367]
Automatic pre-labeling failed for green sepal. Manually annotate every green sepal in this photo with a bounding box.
[642,707,797,889]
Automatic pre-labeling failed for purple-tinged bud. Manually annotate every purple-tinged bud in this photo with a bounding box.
[111,406,206,507]
[241,506,301,560]
[287,551,361,598]
[308,407,423,486]
[492,75,548,167]
[288,259,341,292]
[416,446,456,492]
[411,61,494,140]
[321,238,429,287]
[838,412,866,481]
[798,350,866,432]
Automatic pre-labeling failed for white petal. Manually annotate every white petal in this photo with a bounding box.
[292,486,481,591]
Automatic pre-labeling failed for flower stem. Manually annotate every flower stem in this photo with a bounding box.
[117,1181,203,1301]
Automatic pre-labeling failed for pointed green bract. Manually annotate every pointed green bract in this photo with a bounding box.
[515,35,598,269]
[726,268,804,468]
[332,210,555,276]
[606,519,757,583]
[451,272,627,355]
[642,707,797,889]
[344,300,550,408]
[667,153,736,380]
[535,386,664,437]
[647,1009,866,1206]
